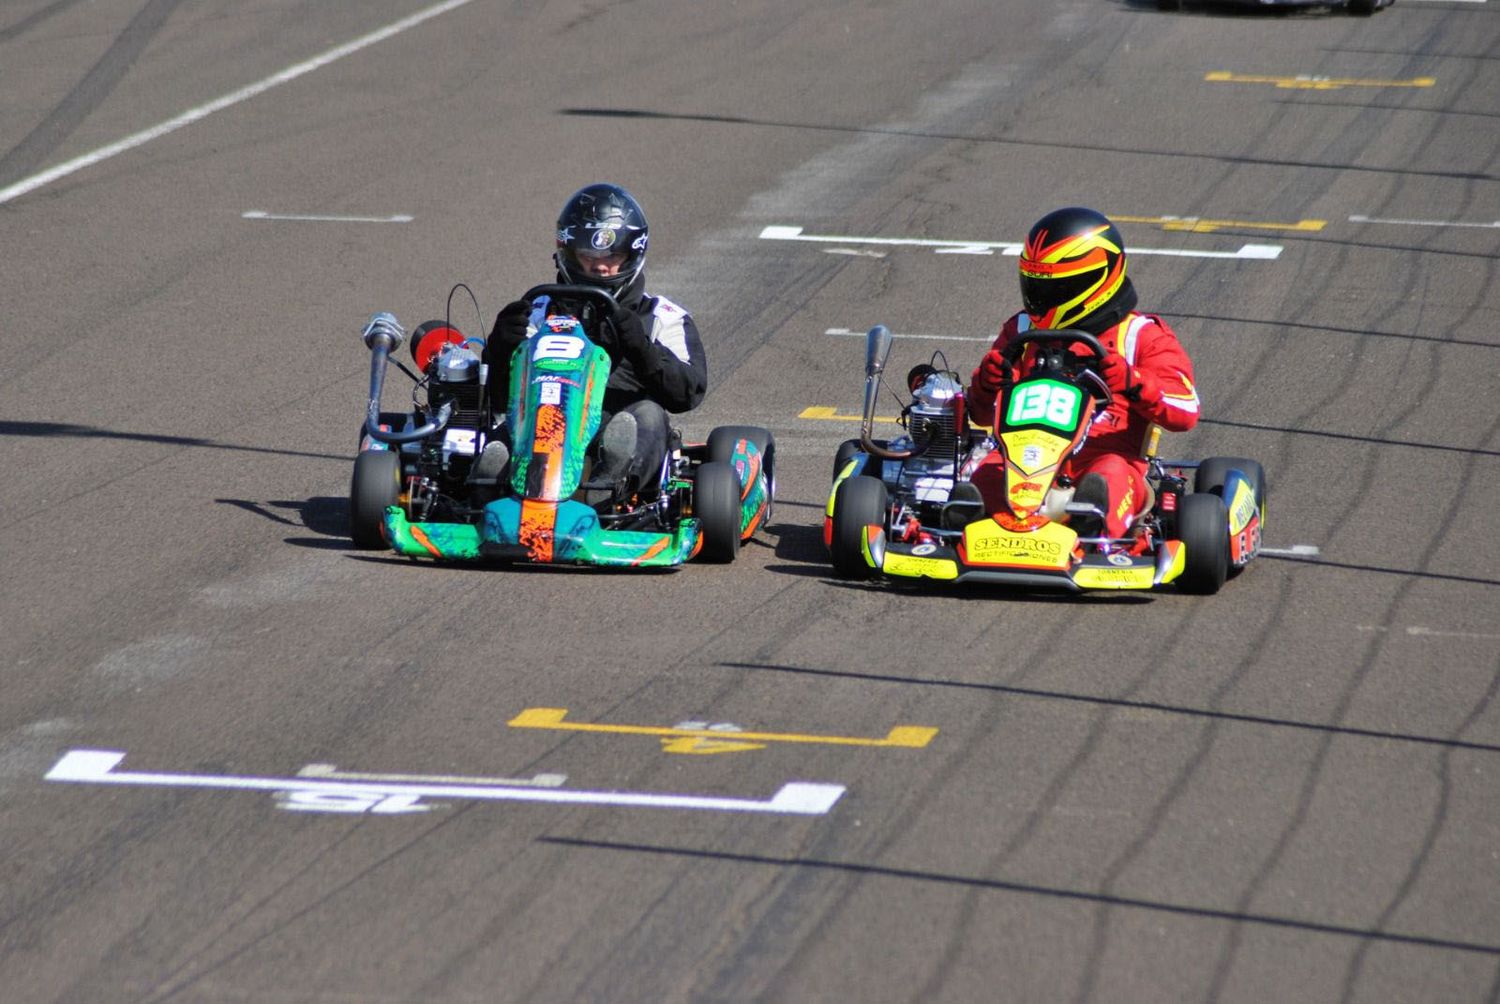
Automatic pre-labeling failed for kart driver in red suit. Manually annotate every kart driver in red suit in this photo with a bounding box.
[965,207,1201,540]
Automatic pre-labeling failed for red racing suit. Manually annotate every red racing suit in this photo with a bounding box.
[966,311,1200,537]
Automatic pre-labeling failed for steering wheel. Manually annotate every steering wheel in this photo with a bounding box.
[520,283,621,351]
[1000,327,1113,406]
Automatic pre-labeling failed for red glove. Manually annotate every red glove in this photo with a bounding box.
[972,349,1010,394]
[1102,357,1144,402]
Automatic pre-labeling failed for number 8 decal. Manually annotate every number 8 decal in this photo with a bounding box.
[533,334,585,360]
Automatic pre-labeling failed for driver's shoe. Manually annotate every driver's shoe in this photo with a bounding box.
[941,482,985,530]
[1069,473,1109,538]
[593,411,638,490]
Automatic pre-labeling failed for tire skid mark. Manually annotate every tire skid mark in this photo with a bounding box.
[0,0,185,188]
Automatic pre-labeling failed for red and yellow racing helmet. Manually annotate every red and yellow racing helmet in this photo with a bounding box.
[1018,207,1128,330]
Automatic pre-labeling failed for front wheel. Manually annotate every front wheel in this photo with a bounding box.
[830,475,888,579]
[1177,492,1229,594]
[350,450,401,549]
[694,461,741,563]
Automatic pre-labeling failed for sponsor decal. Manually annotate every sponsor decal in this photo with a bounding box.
[590,227,618,250]
[1108,552,1133,566]
[545,317,576,332]
[964,520,1075,568]
[1074,566,1154,589]
[1011,480,1042,495]
[911,543,938,556]
[1229,481,1258,534]
[631,234,648,251]
[883,552,959,579]
[1023,445,1044,467]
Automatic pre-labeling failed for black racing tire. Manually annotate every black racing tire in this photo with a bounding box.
[1347,0,1377,14]
[1196,456,1266,508]
[707,425,776,506]
[695,461,742,563]
[830,475,888,580]
[1156,0,1182,9]
[1177,492,1229,595]
[833,438,867,483]
[350,449,401,549]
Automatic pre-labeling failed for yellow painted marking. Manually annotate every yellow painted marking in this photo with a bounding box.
[1109,214,1325,234]
[1206,71,1435,91]
[660,737,769,755]
[801,405,900,424]
[509,707,938,751]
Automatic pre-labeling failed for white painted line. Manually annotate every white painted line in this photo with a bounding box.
[243,211,414,224]
[823,248,888,258]
[1359,625,1500,640]
[0,0,479,206]
[825,327,993,343]
[45,750,845,816]
[1261,545,1320,557]
[296,763,567,788]
[1350,214,1500,229]
[759,226,1282,261]
[1407,626,1500,641]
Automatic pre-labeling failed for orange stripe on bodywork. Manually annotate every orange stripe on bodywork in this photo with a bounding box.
[519,498,557,561]
[409,525,445,559]
[533,404,567,498]
[633,537,670,565]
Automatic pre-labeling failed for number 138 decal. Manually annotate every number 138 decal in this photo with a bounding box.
[1005,379,1083,432]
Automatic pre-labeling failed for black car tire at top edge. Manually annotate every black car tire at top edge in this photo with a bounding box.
[830,475,888,580]
[695,460,742,563]
[350,449,401,549]
[1176,492,1230,594]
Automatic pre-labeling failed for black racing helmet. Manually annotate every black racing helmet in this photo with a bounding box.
[1018,207,1129,330]
[554,183,649,294]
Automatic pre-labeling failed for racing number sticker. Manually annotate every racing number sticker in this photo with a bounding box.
[1005,380,1082,432]
[533,334,586,360]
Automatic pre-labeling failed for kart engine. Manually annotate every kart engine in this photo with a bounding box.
[907,371,965,467]
[427,341,484,429]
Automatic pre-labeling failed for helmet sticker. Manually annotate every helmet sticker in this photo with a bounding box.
[590,228,618,251]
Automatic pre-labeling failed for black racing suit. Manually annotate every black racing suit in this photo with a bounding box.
[482,275,708,494]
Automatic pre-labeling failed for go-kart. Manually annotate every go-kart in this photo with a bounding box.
[824,325,1264,593]
[349,284,773,567]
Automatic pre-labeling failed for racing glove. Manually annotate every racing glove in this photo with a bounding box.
[487,299,532,358]
[1102,357,1153,404]
[971,348,1011,394]
[607,303,653,365]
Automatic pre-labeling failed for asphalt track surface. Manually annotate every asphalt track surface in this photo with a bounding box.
[2,1,1498,1001]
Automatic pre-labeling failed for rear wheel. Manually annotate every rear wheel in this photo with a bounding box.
[350,450,401,549]
[1347,0,1377,14]
[707,425,775,502]
[830,475,888,579]
[694,461,741,563]
[1177,493,1229,594]
[1156,0,1182,9]
[1196,456,1266,508]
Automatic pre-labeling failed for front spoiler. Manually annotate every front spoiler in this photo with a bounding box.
[383,499,700,567]
[862,521,1186,592]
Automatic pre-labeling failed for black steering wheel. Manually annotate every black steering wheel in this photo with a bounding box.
[520,283,622,351]
[999,327,1112,405]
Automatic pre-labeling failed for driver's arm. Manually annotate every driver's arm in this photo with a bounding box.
[611,298,707,413]
[966,313,1027,429]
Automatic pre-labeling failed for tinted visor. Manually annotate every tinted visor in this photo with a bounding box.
[1019,269,1101,319]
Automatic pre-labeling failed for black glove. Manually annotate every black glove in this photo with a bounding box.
[486,299,531,360]
[606,302,652,363]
